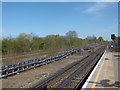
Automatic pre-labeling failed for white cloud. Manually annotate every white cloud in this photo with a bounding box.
[83,2,112,14]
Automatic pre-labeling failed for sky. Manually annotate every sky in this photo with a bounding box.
[2,2,118,41]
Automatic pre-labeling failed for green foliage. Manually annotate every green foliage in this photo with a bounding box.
[31,37,44,50]
[98,36,104,42]
[115,36,120,40]
[115,36,120,43]
[2,33,102,55]
[46,35,60,38]
[0,40,2,52]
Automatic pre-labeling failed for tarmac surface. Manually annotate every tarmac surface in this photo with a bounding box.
[82,50,120,89]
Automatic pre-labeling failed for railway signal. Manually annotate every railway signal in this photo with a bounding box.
[111,34,115,40]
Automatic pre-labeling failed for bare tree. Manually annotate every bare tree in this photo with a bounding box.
[66,30,78,38]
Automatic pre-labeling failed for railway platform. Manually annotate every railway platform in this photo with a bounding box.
[82,49,120,89]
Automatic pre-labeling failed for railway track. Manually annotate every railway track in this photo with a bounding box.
[57,47,104,89]
[0,45,101,78]
[31,45,106,89]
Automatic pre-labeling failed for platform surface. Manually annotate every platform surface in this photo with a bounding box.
[83,50,120,89]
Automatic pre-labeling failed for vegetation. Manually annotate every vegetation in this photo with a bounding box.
[2,31,105,55]
[98,36,104,42]
[114,36,120,43]
[66,30,78,38]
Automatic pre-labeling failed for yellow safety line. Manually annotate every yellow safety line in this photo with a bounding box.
[91,54,105,89]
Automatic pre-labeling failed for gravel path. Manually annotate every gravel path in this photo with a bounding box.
[2,51,90,88]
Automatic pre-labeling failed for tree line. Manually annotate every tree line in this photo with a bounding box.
[2,31,104,55]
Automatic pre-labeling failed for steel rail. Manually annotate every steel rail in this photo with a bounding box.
[73,51,104,90]
[31,45,106,89]
[57,47,105,89]
[31,52,94,88]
